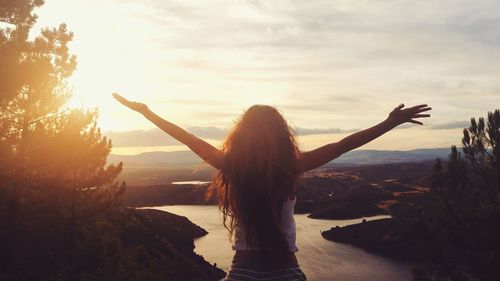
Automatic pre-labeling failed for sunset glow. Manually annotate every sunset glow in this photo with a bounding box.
[33,0,500,152]
[2,2,499,279]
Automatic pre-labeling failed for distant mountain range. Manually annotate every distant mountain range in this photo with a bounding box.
[108,147,452,167]
[331,148,451,165]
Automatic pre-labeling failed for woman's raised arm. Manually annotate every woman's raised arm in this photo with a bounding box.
[112,93,224,170]
[298,103,431,173]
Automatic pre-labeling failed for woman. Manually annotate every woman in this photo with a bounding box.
[112,93,431,280]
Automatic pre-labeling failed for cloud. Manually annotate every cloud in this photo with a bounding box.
[135,0,500,127]
[294,127,356,135]
[106,127,230,147]
[34,0,500,150]
[429,120,470,130]
[186,126,228,139]
[106,128,180,147]
[106,125,358,146]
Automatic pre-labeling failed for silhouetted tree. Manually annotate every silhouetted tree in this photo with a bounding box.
[0,0,123,278]
[0,2,226,281]
[415,110,500,281]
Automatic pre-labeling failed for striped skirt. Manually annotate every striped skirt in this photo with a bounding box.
[225,265,307,281]
[224,251,307,281]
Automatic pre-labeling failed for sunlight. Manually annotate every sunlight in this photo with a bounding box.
[111,145,188,155]
[34,0,177,131]
[4,2,499,280]
[31,0,498,150]
[111,138,223,155]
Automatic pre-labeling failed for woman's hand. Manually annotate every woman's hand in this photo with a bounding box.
[112,93,149,114]
[387,103,432,127]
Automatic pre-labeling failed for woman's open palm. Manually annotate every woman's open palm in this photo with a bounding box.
[388,103,431,126]
[112,93,149,114]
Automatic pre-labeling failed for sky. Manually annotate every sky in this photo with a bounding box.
[33,0,500,154]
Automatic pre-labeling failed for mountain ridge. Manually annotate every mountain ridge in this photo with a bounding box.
[108,147,452,167]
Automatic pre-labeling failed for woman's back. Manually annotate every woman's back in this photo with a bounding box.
[232,196,298,253]
[225,197,307,280]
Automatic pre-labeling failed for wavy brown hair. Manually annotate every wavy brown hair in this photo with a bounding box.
[207,104,301,251]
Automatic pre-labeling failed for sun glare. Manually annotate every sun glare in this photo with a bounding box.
[34,0,170,131]
[29,0,495,151]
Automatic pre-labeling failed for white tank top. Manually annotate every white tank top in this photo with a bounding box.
[231,197,298,252]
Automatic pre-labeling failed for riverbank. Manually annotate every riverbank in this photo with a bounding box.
[321,218,426,262]
[123,208,226,280]
[154,205,414,281]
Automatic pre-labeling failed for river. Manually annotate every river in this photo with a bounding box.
[153,205,414,281]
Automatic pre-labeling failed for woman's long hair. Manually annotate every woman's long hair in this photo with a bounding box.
[207,105,301,251]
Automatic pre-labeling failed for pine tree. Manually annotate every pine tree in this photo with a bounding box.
[0,3,228,281]
[0,0,123,277]
[417,110,500,281]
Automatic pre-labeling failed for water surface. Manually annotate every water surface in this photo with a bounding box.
[153,205,413,281]
[171,181,211,185]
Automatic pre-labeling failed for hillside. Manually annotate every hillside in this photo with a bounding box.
[121,208,226,281]
[329,148,449,165]
[121,161,435,223]
[321,218,427,261]
[298,161,433,219]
